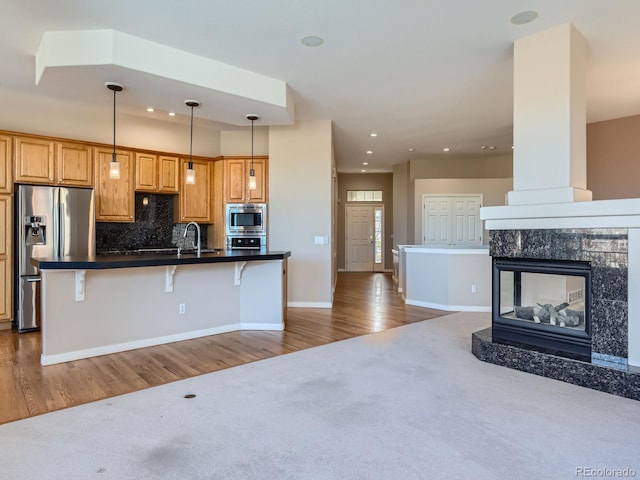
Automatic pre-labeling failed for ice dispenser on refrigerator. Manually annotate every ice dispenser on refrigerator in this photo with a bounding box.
[15,185,95,332]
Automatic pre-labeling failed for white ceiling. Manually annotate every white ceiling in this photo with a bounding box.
[1,0,639,173]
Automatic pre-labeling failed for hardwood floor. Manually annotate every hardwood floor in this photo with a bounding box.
[0,272,447,425]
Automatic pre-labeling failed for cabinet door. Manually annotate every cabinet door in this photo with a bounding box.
[135,152,158,192]
[225,158,247,203]
[57,142,93,187]
[179,158,212,223]
[0,135,12,193]
[94,148,135,222]
[158,155,179,193]
[14,136,55,184]
[0,195,12,321]
[247,158,267,203]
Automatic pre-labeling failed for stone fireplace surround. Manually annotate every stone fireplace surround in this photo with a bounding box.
[473,222,640,401]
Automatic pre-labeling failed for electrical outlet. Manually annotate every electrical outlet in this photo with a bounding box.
[471,284,477,294]
[179,303,186,314]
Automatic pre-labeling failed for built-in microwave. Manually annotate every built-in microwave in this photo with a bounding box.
[225,203,267,236]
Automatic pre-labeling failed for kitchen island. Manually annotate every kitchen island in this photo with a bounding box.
[32,250,290,365]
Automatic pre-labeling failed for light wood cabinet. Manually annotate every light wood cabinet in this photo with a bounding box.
[14,136,55,184]
[158,155,180,193]
[0,135,12,193]
[0,194,13,324]
[14,136,92,187]
[176,158,212,223]
[56,142,93,186]
[135,152,158,192]
[211,156,268,249]
[135,153,179,194]
[94,148,135,222]
[223,156,268,203]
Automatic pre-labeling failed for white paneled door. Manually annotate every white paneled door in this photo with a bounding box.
[422,195,482,246]
[346,205,374,271]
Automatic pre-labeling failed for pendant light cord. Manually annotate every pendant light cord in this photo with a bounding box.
[112,88,117,162]
[189,104,194,169]
[250,117,254,171]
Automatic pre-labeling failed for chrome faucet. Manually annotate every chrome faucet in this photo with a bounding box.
[183,221,201,257]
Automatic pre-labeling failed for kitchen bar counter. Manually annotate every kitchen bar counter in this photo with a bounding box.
[32,249,291,270]
[36,250,290,365]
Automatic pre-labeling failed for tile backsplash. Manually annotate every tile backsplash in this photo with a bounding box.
[96,193,208,252]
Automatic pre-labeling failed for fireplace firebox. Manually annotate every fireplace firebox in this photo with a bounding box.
[492,258,592,360]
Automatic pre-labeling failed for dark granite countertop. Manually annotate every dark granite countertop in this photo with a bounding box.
[32,250,291,270]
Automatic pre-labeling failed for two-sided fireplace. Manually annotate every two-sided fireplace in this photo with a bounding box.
[492,258,592,361]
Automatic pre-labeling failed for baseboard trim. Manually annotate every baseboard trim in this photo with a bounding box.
[288,301,333,308]
[404,299,491,312]
[40,322,284,366]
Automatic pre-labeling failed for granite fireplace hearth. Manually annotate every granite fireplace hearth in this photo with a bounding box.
[472,228,640,401]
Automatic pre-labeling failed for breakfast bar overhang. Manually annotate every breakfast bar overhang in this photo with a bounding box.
[32,250,290,365]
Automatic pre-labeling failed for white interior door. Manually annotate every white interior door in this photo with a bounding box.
[424,197,452,244]
[422,195,482,246]
[452,196,482,245]
[346,205,374,271]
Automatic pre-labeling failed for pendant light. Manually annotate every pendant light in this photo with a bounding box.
[106,82,123,179]
[185,100,200,185]
[246,114,259,190]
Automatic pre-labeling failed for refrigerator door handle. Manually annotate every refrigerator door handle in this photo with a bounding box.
[53,200,60,258]
[58,202,65,257]
[26,277,41,283]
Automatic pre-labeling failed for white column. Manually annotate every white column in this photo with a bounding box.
[508,23,592,206]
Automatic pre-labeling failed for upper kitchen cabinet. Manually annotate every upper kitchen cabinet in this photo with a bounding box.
[135,153,179,194]
[13,136,55,184]
[56,142,93,187]
[0,134,12,193]
[222,156,268,204]
[14,136,93,187]
[177,157,212,223]
[94,147,135,222]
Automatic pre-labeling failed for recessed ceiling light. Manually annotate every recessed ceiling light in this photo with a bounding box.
[301,36,324,47]
[489,146,496,150]
[408,148,415,152]
[481,145,487,150]
[146,107,155,113]
[363,162,369,166]
[366,150,373,154]
[168,112,176,117]
[370,133,378,137]
[443,147,450,152]
[511,11,538,25]
[361,169,366,173]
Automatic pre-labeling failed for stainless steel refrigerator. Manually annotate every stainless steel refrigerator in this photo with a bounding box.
[15,185,95,332]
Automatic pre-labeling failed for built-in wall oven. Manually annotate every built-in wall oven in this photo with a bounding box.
[225,203,267,250]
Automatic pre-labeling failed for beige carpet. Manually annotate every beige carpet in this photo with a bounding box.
[1,312,639,480]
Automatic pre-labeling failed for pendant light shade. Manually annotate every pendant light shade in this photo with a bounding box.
[106,82,123,180]
[246,114,259,190]
[185,100,200,185]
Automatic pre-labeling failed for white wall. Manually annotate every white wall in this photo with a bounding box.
[220,127,269,156]
[413,178,513,244]
[268,120,333,307]
[393,161,409,247]
[0,89,221,156]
